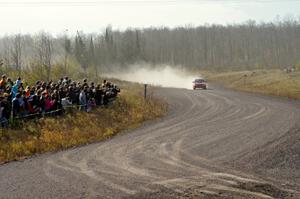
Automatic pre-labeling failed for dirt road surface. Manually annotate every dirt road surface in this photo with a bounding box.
[0,87,299,199]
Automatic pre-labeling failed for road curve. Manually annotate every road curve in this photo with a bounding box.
[0,87,299,199]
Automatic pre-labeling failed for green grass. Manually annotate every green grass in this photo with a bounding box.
[203,69,300,100]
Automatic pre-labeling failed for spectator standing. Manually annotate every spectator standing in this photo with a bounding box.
[61,95,72,112]
[6,78,13,88]
[11,82,19,99]
[0,106,8,127]
[87,98,96,112]
[0,75,7,91]
[79,87,87,111]
[44,93,53,112]
[0,76,120,127]
[0,94,10,127]
[95,85,103,105]
[12,93,21,118]
[1,93,11,118]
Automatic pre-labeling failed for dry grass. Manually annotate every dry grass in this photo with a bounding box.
[203,69,300,99]
[0,87,167,164]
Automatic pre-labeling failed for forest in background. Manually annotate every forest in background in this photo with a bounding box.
[0,18,299,82]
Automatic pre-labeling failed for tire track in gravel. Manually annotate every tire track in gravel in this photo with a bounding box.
[0,87,299,199]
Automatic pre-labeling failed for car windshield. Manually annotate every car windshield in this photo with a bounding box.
[195,79,204,83]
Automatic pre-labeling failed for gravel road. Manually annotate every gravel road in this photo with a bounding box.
[0,87,299,199]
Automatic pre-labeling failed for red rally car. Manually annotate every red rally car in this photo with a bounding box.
[193,78,207,90]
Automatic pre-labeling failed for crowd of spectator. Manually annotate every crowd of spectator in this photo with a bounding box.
[0,75,120,127]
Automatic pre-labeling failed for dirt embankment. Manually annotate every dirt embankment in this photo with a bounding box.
[202,70,300,100]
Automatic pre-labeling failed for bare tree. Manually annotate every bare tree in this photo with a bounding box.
[37,33,53,81]
[88,36,98,78]
[0,18,299,73]
[63,32,71,76]
[11,34,22,76]
[1,38,11,73]
[74,31,88,75]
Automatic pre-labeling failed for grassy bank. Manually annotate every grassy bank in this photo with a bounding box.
[0,86,167,164]
[203,70,300,100]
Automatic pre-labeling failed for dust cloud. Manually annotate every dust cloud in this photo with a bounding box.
[104,64,201,89]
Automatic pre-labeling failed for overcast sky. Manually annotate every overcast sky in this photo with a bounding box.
[0,0,299,35]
